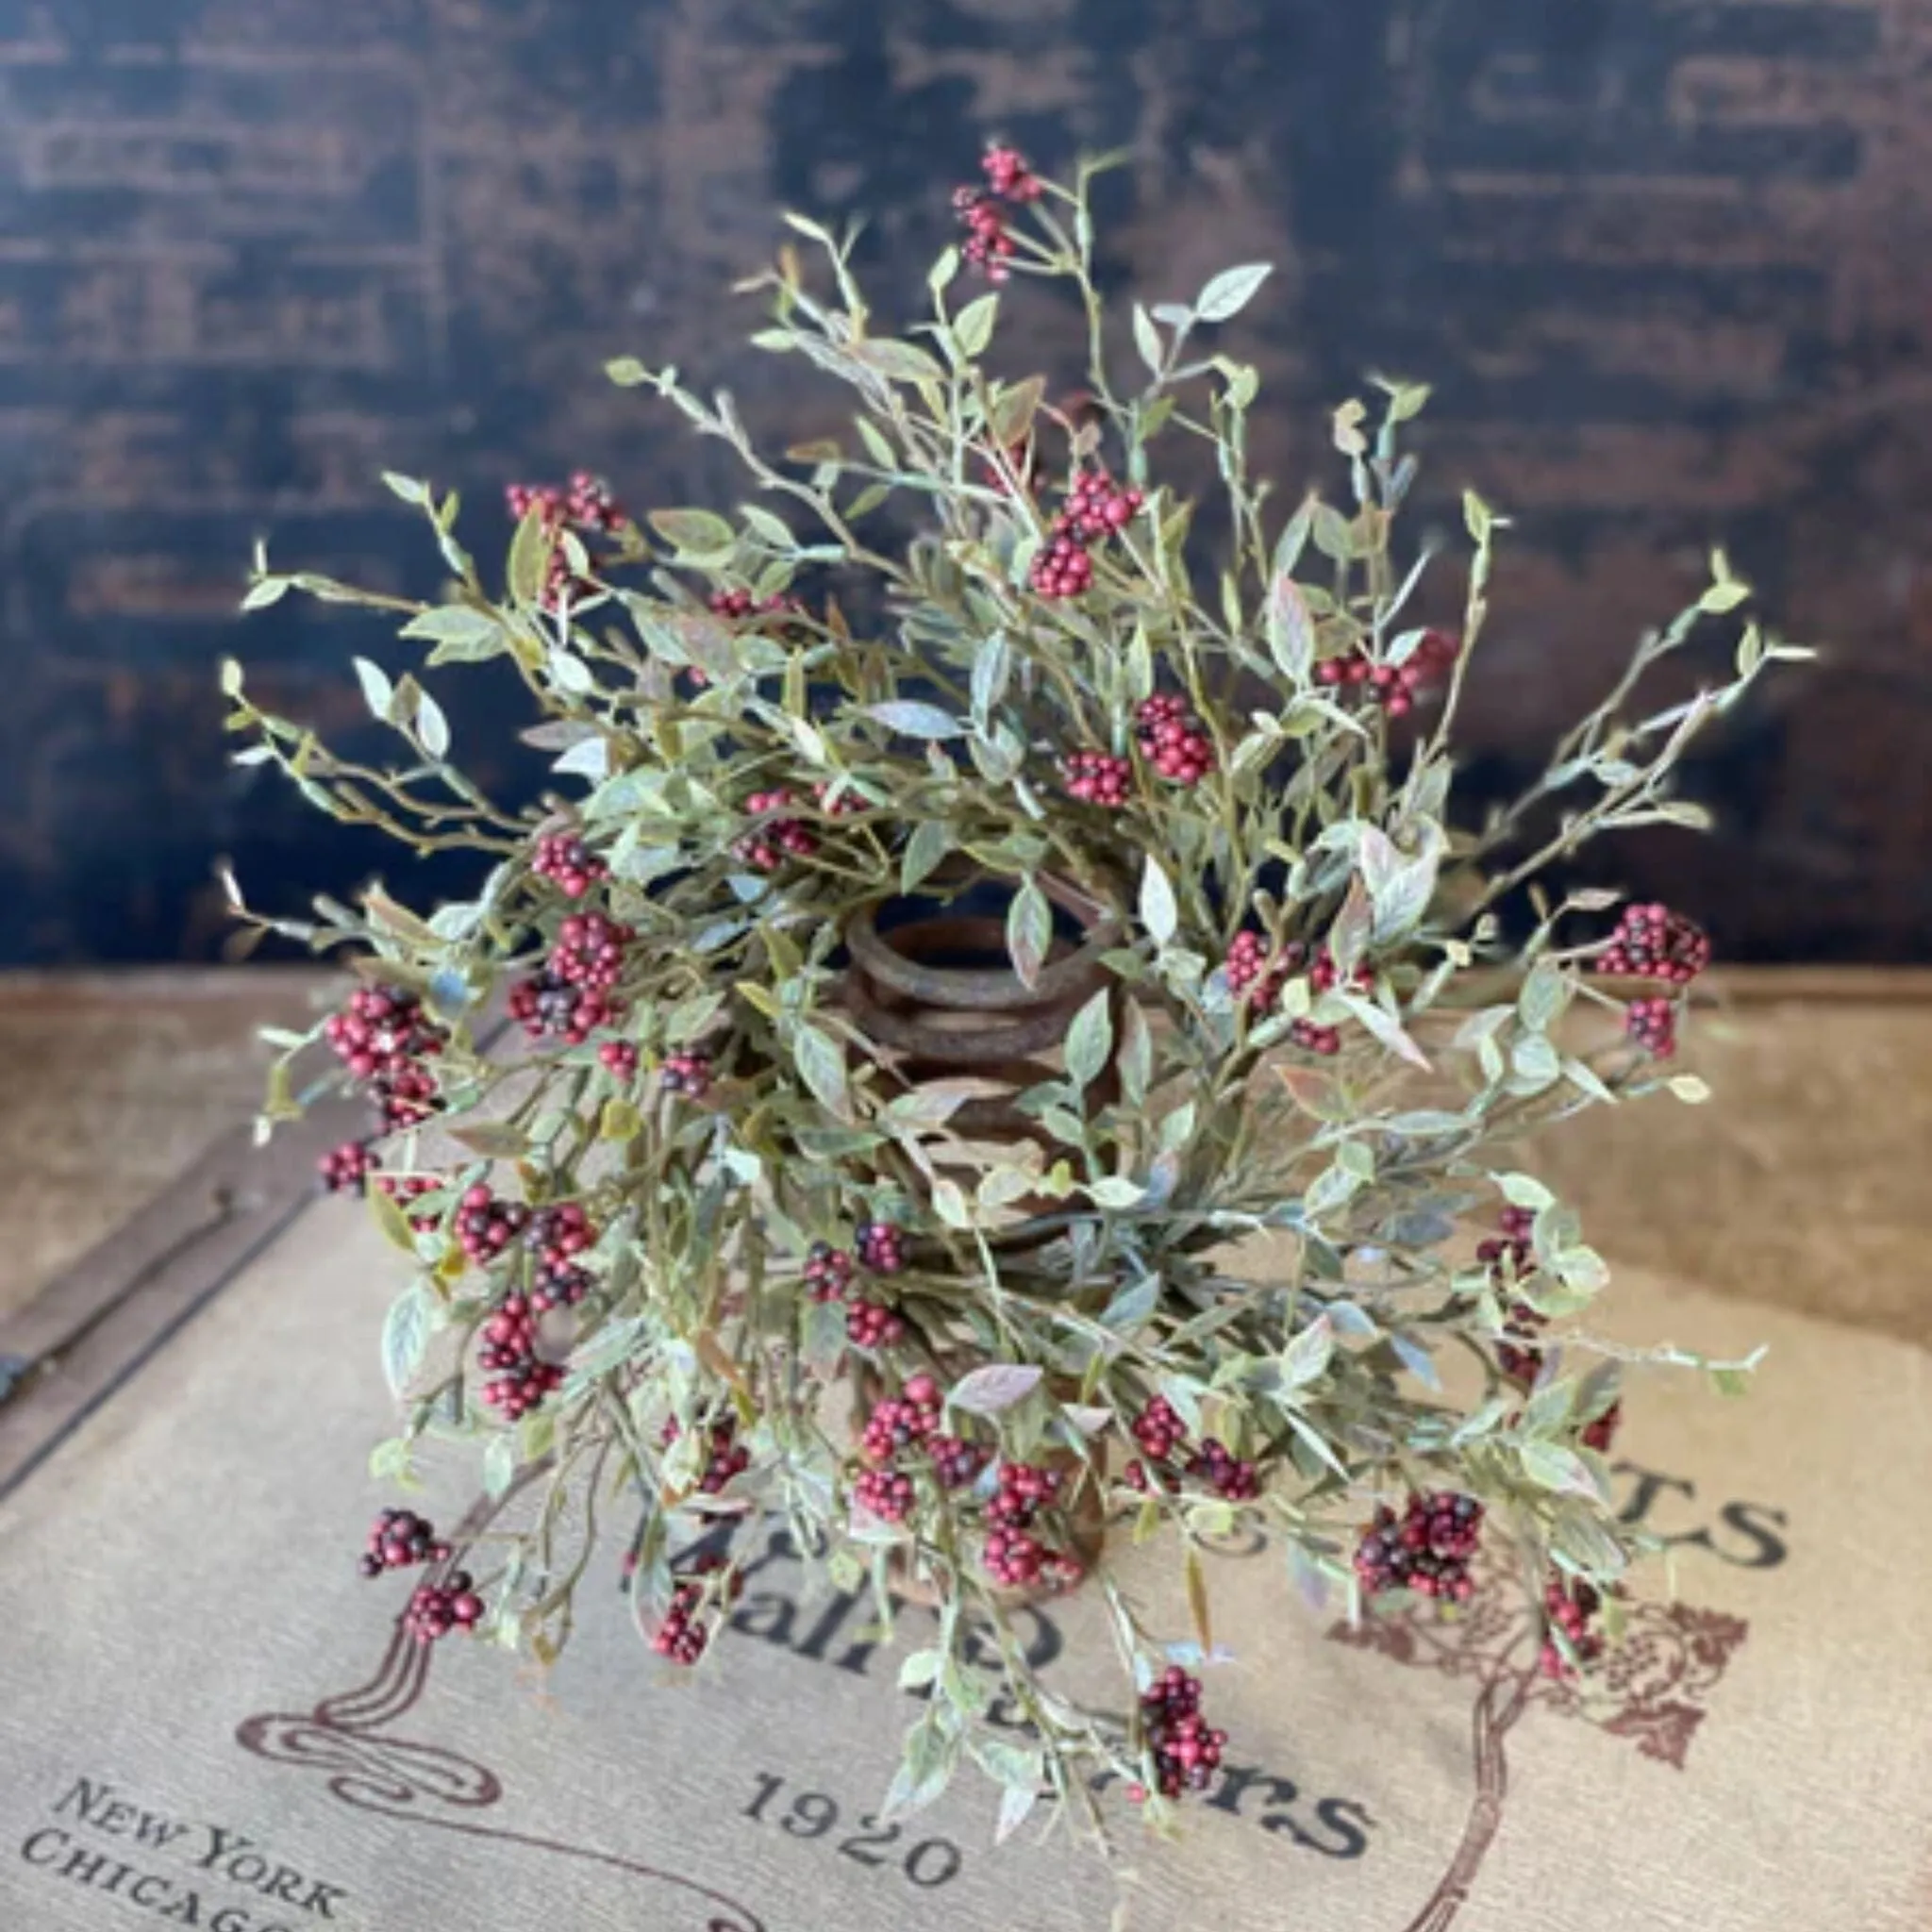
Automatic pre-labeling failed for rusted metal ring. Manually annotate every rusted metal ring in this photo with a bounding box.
[845,877,1120,1013]
[844,958,1094,1064]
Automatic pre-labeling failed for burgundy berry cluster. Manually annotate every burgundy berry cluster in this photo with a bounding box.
[708,586,791,623]
[508,911,634,1044]
[404,1571,484,1643]
[1598,902,1710,1060]
[1030,468,1143,601]
[804,1241,855,1302]
[319,1137,378,1194]
[660,1051,712,1099]
[507,471,629,536]
[1316,627,1460,717]
[1540,1574,1606,1677]
[1134,693,1215,785]
[375,1171,441,1233]
[358,1507,450,1578]
[661,1416,752,1495]
[652,1556,737,1666]
[1599,903,1710,985]
[598,1039,640,1082]
[476,1292,562,1420]
[505,473,629,608]
[456,1185,531,1267]
[854,1221,908,1274]
[526,1202,597,1310]
[1122,1396,1259,1501]
[812,779,867,818]
[1354,1491,1484,1604]
[859,1374,942,1462]
[325,984,444,1129]
[532,831,607,899]
[1061,748,1132,808]
[1479,1208,1544,1384]
[733,790,818,872]
[845,1299,906,1351]
[1224,931,1365,1055]
[982,1461,1082,1591]
[1129,1667,1227,1803]
[952,141,1041,282]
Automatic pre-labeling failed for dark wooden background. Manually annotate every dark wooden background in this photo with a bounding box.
[1,0,1926,965]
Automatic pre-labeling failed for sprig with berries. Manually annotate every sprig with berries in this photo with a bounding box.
[222,142,1807,1849]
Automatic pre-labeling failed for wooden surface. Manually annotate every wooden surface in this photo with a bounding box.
[1,967,1927,1352]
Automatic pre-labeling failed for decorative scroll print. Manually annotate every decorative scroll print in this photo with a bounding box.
[236,1486,768,1932]
[1329,1576,1750,1931]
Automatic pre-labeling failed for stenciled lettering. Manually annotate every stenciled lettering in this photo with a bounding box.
[1613,1460,1791,1569]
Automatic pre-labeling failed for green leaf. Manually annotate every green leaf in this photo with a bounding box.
[1668,1074,1711,1105]
[1089,1175,1142,1209]
[648,508,735,557]
[415,689,451,759]
[855,339,946,383]
[954,292,999,358]
[901,820,950,895]
[1007,876,1051,991]
[606,356,648,386]
[1265,573,1314,684]
[482,1433,517,1499]
[791,1022,849,1119]
[1140,856,1178,947]
[1493,1172,1555,1211]
[1195,262,1274,323]
[1282,1313,1333,1389]
[1119,997,1153,1108]
[352,656,393,719]
[1520,1440,1606,1503]
[507,507,551,606]
[866,700,964,740]
[380,1285,431,1398]
[382,472,429,506]
[368,1186,420,1256]
[1064,989,1114,1091]
[1132,303,1163,377]
[1518,959,1570,1034]
[949,1363,1042,1414]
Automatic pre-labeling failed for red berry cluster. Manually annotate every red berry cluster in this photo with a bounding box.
[1135,693,1216,785]
[404,1570,485,1643]
[697,1420,751,1494]
[1224,929,1284,1008]
[860,1374,942,1463]
[375,1171,441,1233]
[1028,531,1092,599]
[476,1292,562,1419]
[1354,1491,1484,1604]
[855,1467,917,1522]
[733,790,819,871]
[1062,748,1132,808]
[319,1138,377,1194]
[358,1507,450,1579]
[652,1557,735,1665]
[854,1222,908,1274]
[845,1298,907,1351]
[981,142,1042,204]
[983,1461,1079,1590]
[507,472,629,536]
[1599,903,1710,986]
[1122,1397,1258,1500]
[456,1185,530,1267]
[1028,469,1142,601]
[526,1201,595,1269]
[660,1051,712,1100]
[598,1039,640,1081]
[1540,1574,1606,1677]
[1316,628,1460,717]
[510,913,633,1045]
[324,985,444,1127]
[532,831,607,899]
[1624,994,1677,1058]
[804,1241,855,1302]
[1131,1667,1227,1802]
[930,1433,990,1491]
[951,143,1040,282]
[708,587,791,623]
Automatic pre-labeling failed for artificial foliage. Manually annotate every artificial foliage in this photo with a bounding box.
[223,144,1807,1845]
